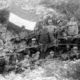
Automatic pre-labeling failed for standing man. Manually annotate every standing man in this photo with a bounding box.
[45,18,57,43]
[67,17,79,36]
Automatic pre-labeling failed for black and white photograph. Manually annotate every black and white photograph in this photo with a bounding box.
[0,0,80,80]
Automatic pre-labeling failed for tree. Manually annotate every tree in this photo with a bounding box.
[51,1,80,21]
[0,9,10,24]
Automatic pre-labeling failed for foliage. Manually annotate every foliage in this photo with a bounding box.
[0,60,80,80]
[38,0,80,22]
[0,9,9,24]
[46,1,80,21]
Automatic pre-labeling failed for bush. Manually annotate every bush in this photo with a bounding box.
[0,9,10,24]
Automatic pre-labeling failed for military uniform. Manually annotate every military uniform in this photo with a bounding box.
[32,51,40,61]
[67,18,78,36]
[20,56,30,70]
[31,51,40,69]
[45,18,57,43]
[31,38,37,46]
[39,29,50,44]
[45,25,57,43]
[61,53,70,60]
[46,51,54,60]
[70,46,80,59]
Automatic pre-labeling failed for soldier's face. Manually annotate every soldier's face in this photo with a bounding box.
[50,53,54,56]
[48,19,53,25]
[73,49,77,53]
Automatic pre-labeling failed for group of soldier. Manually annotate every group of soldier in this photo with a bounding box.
[0,50,53,73]
[14,45,80,72]
[0,14,79,74]
[35,15,79,44]
[30,14,80,59]
[14,50,55,71]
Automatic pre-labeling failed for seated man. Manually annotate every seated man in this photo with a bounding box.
[70,46,80,59]
[31,38,37,46]
[45,51,55,60]
[19,55,30,70]
[32,51,40,61]
[31,51,40,68]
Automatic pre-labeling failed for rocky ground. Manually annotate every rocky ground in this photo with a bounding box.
[0,59,80,80]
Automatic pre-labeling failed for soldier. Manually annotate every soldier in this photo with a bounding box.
[45,19,57,43]
[32,51,40,61]
[67,17,78,36]
[57,17,68,38]
[70,46,79,60]
[60,53,70,60]
[31,51,40,69]
[39,28,50,45]
[46,50,54,60]
[20,54,30,70]
[31,38,37,46]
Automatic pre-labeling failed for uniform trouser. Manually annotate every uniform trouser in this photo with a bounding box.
[49,32,55,43]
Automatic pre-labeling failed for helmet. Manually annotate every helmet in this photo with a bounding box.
[50,51,54,54]
[73,46,78,50]
[32,38,36,41]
